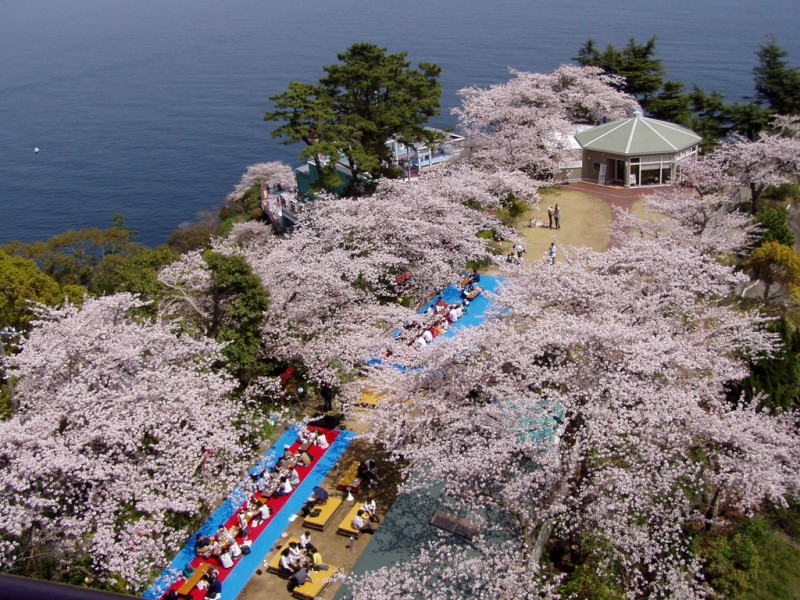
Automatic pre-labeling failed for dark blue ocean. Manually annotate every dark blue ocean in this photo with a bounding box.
[2,0,798,246]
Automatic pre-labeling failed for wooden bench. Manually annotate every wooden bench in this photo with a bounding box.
[292,565,337,600]
[302,497,342,531]
[176,562,211,597]
[336,460,362,492]
[429,509,481,539]
[265,537,300,576]
[356,390,381,408]
[336,504,364,538]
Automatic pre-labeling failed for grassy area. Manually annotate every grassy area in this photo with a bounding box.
[702,508,800,600]
[512,187,615,264]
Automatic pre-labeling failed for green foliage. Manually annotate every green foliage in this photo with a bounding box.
[746,241,800,303]
[0,250,87,332]
[575,36,666,104]
[763,182,800,203]
[726,101,774,141]
[704,519,768,598]
[463,198,484,211]
[755,208,795,248]
[465,256,493,272]
[1,216,143,294]
[559,564,625,600]
[689,87,732,152]
[111,245,179,317]
[266,43,441,194]
[647,80,693,125]
[202,251,270,384]
[166,223,215,253]
[754,36,800,115]
[731,317,800,413]
[219,213,252,238]
[501,194,528,218]
[702,515,800,600]
[221,182,263,221]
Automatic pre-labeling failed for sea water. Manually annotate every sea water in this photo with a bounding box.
[1,0,798,246]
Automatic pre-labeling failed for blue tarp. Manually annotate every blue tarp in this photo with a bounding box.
[143,426,355,600]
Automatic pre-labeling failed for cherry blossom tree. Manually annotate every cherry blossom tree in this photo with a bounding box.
[209,168,530,384]
[713,116,800,214]
[613,186,757,257]
[349,200,799,598]
[226,161,296,202]
[0,294,250,591]
[453,65,640,178]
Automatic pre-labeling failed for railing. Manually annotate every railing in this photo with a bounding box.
[261,182,301,233]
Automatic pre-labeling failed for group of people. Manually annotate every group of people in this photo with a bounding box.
[195,429,333,565]
[506,243,526,265]
[172,428,339,599]
[529,203,562,231]
[460,269,483,299]
[547,204,561,229]
[194,523,247,563]
[278,535,326,575]
[352,496,381,534]
[163,565,222,600]
[408,290,472,351]
[278,530,335,591]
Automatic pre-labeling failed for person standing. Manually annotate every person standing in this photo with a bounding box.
[554,204,561,230]
[547,206,554,229]
[549,242,557,265]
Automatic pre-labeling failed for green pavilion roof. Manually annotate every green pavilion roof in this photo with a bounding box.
[574,115,701,156]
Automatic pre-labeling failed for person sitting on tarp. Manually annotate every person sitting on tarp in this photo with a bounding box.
[299,530,314,551]
[288,467,300,488]
[253,501,271,525]
[256,471,272,494]
[315,432,330,450]
[195,533,214,557]
[361,497,380,523]
[296,426,314,445]
[205,570,222,600]
[309,548,329,571]
[275,475,293,497]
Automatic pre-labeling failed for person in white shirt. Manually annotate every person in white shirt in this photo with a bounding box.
[352,510,376,534]
[254,501,271,525]
[276,476,293,496]
[279,549,299,574]
[299,530,313,550]
[361,498,379,522]
[256,472,272,494]
[315,433,329,450]
[287,542,305,567]
[288,467,300,488]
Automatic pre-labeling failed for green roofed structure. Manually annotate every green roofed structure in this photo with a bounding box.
[574,111,701,187]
